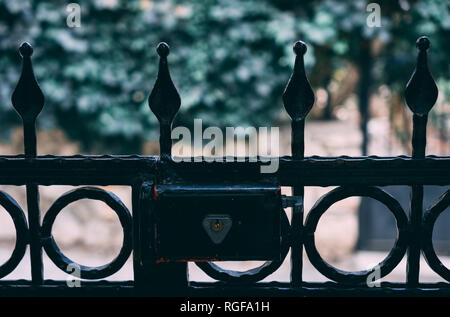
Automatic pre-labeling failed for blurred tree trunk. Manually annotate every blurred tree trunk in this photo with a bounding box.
[358,39,372,156]
[323,76,333,120]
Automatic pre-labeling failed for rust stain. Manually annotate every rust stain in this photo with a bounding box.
[155,257,170,264]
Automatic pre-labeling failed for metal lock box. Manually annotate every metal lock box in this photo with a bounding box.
[153,185,282,262]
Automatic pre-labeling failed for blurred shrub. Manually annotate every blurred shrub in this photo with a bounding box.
[0,0,448,153]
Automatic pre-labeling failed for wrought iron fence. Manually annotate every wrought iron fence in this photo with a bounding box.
[0,36,449,297]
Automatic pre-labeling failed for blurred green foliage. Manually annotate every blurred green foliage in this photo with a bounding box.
[0,0,448,153]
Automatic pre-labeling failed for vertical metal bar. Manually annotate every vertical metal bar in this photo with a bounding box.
[148,42,188,292]
[24,121,43,284]
[23,94,44,287]
[291,120,305,159]
[412,114,428,158]
[291,119,305,286]
[404,36,438,287]
[25,182,42,284]
[132,183,144,288]
[11,43,45,285]
[407,114,427,286]
[23,123,37,157]
[159,121,172,158]
[282,41,315,287]
[138,181,188,294]
[24,122,42,284]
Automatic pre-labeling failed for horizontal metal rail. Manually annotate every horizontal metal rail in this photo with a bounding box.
[0,155,448,186]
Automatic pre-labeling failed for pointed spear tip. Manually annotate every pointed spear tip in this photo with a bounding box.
[404,36,438,115]
[156,42,170,57]
[19,42,33,58]
[416,36,430,51]
[293,41,307,56]
[282,40,314,121]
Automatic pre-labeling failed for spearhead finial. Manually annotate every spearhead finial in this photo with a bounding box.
[148,42,181,125]
[11,42,45,124]
[148,42,181,158]
[405,36,438,116]
[282,41,315,121]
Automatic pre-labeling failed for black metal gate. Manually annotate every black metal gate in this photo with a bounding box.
[0,36,449,297]
[358,185,450,253]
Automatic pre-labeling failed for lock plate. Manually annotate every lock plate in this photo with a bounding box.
[153,185,281,262]
[202,215,233,244]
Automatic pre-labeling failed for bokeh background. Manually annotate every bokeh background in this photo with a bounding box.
[0,0,448,283]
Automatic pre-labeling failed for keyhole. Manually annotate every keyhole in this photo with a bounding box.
[211,219,224,232]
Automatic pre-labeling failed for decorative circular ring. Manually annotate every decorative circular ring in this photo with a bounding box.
[42,187,132,280]
[196,209,290,284]
[422,189,450,281]
[0,191,28,279]
[304,186,408,285]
